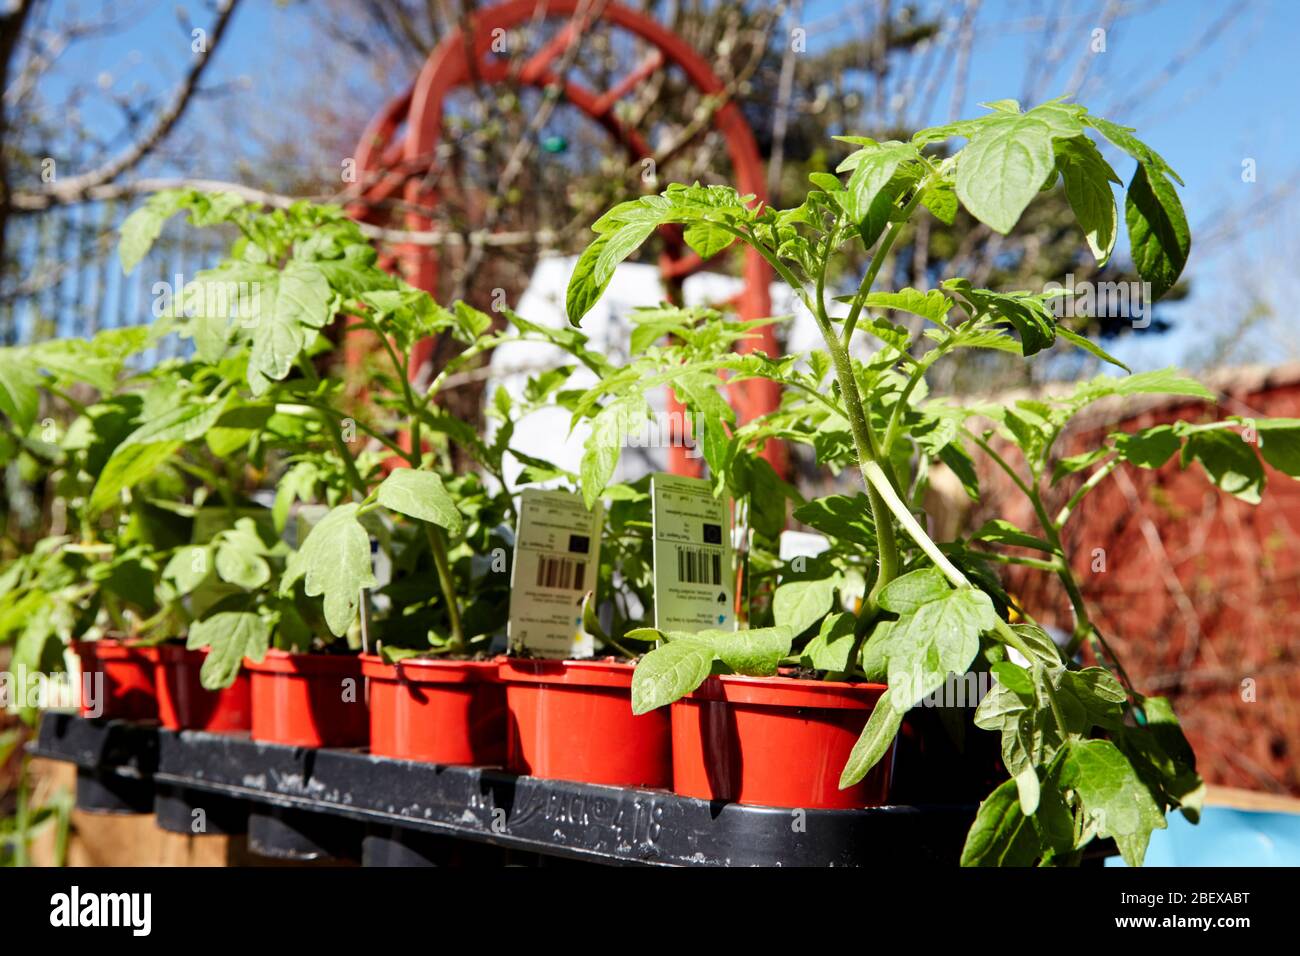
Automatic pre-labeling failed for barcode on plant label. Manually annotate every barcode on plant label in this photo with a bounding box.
[676,546,723,585]
[535,555,586,591]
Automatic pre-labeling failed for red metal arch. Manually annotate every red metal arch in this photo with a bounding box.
[348,1,781,473]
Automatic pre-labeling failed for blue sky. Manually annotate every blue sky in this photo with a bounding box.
[39,0,1300,369]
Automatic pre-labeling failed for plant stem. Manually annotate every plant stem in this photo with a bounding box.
[880,331,957,465]
[965,428,1096,656]
[366,316,423,465]
[424,523,464,651]
[980,551,1063,572]
[297,357,368,499]
[840,187,928,346]
[1038,664,1070,732]
[1055,457,1119,526]
[863,458,965,587]
[724,224,904,602]
[287,401,409,460]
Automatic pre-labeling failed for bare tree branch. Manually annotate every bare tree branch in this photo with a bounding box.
[1113,467,1204,673]
[12,0,242,210]
[765,0,800,200]
[9,175,560,248]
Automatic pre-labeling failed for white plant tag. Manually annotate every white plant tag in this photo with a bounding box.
[507,488,604,659]
[779,530,831,574]
[651,472,734,633]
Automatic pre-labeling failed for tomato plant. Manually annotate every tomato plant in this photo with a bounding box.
[0,330,207,707]
[565,99,1300,865]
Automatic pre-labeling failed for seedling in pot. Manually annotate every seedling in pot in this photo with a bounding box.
[565,99,1300,865]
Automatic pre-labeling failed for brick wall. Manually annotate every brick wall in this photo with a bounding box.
[977,368,1300,795]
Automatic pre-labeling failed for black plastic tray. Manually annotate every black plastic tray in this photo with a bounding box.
[32,712,977,867]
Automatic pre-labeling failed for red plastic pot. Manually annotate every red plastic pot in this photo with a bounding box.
[154,644,252,732]
[72,639,158,720]
[247,650,368,748]
[361,655,506,765]
[499,658,671,788]
[670,674,894,809]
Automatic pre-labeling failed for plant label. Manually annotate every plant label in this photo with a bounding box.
[778,530,831,571]
[651,472,734,632]
[507,488,604,659]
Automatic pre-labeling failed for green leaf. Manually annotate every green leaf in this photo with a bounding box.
[1116,696,1203,823]
[1113,425,1180,469]
[972,519,1054,553]
[205,404,272,457]
[959,777,1043,866]
[808,172,843,193]
[709,625,794,676]
[630,639,715,714]
[297,503,377,637]
[792,494,876,547]
[1055,326,1130,372]
[277,260,333,332]
[580,394,648,509]
[118,395,229,448]
[673,371,735,428]
[940,441,981,499]
[1181,429,1265,503]
[273,460,318,533]
[864,317,910,352]
[773,575,836,637]
[1254,419,1300,476]
[90,441,181,514]
[28,328,151,393]
[1061,738,1166,867]
[1015,766,1041,816]
[451,301,492,343]
[858,621,890,681]
[1053,447,1111,484]
[942,281,1056,356]
[1125,164,1189,301]
[1054,135,1120,264]
[1060,667,1127,728]
[956,114,1056,234]
[244,261,331,393]
[991,661,1035,697]
[164,546,212,595]
[188,611,270,690]
[857,167,919,248]
[980,99,1022,114]
[946,328,1023,354]
[376,468,464,537]
[879,582,998,709]
[120,191,190,275]
[997,296,1056,357]
[862,288,950,326]
[843,141,918,225]
[1084,115,1184,185]
[0,356,42,431]
[214,521,271,590]
[567,223,656,325]
[683,222,735,259]
[919,180,957,224]
[1010,623,1065,667]
[877,567,950,615]
[838,688,904,788]
[802,611,857,672]
[1066,368,1213,408]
